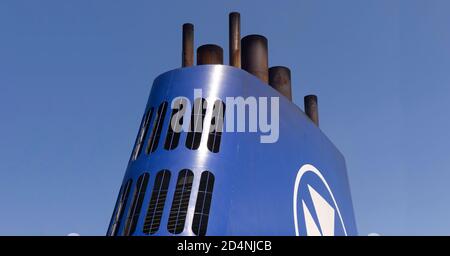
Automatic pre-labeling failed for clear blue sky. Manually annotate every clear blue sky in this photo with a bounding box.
[1,0,449,235]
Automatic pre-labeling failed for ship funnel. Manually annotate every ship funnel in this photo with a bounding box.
[269,66,292,101]
[182,23,194,67]
[197,44,224,65]
[229,12,241,68]
[241,35,269,83]
[304,95,319,126]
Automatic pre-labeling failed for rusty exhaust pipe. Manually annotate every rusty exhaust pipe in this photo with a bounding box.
[182,23,194,67]
[241,35,269,83]
[269,66,292,101]
[197,44,223,65]
[304,95,319,126]
[229,12,241,68]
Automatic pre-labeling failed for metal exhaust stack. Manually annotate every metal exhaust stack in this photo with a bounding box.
[197,44,224,65]
[304,95,319,126]
[182,23,194,67]
[180,15,321,122]
[241,35,269,83]
[269,66,292,101]
[229,12,241,68]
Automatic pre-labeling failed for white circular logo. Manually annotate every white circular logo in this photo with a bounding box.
[293,164,347,236]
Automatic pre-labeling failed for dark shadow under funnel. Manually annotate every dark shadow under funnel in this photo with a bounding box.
[241,35,269,83]
[197,44,223,65]
[182,23,194,67]
[269,66,292,101]
[304,95,319,126]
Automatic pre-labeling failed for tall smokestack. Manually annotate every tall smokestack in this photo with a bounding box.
[229,12,241,68]
[182,23,194,67]
[269,66,292,101]
[241,35,269,83]
[197,44,224,65]
[304,95,319,126]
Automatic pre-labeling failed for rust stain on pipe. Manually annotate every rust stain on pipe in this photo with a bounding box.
[197,44,223,65]
[241,35,269,83]
[269,66,292,101]
[182,23,194,67]
[229,12,241,68]
[304,95,319,126]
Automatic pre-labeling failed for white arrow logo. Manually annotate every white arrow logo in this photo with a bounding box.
[302,185,336,236]
[293,164,347,236]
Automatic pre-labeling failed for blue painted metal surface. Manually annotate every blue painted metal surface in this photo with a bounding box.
[108,65,357,236]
